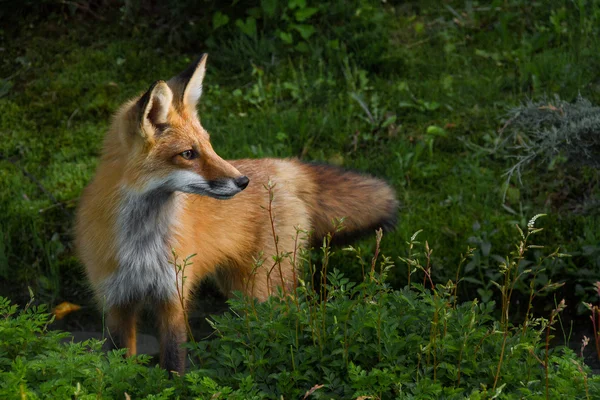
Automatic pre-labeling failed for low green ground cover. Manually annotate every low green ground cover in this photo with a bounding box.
[2,221,600,398]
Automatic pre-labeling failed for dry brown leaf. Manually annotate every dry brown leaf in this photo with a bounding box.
[303,384,324,399]
[53,301,82,320]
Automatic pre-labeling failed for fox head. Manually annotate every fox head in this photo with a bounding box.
[115,54,249,199]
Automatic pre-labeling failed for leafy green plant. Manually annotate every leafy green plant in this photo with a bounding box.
[181,216,598,399]
[2,215,600,398]
[209,0,320,53]
[0,294,266,398]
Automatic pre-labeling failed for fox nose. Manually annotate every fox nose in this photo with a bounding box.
[234,175,249,190]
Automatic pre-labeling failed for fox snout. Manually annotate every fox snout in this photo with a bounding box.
[234,175,249,190]
[201,174,249,199]
[203,174,249,198]
[162,170,248,200]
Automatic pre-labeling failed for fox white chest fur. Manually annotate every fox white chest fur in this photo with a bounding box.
[99,188,180,307]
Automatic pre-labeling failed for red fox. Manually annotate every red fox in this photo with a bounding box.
[75,54,398,374]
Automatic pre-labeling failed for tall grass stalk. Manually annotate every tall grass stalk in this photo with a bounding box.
[170,250,197,345]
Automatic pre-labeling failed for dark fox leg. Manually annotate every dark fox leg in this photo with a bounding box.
[156,299,188,375]
[104,303,139,356]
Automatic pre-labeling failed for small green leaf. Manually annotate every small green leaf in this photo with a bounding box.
[327,39,339,49]
[279,31,293,44]
[504,187,519,204]
[212,11,230,30]
[261,0,277,17]
[399,101,418,109]
[475,49,490,58]
[294,7,318,22]
[276,132,288,141]
[515,224,525,239]
[426,125,447,136]
[381,115,397,128]
[423,101,440,110]
[288,0,306,9]
[291,24,316,39]
[414,22,425,34]
[235,17,257,37]
[295,41,310,52]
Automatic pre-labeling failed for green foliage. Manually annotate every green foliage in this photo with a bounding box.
[196,280,514,399]
[1,224,599,398]
[225,0,322,51]
[0,296,261,398]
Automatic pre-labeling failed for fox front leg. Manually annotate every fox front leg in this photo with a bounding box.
[156,300,188,375]
[104,303,139,356]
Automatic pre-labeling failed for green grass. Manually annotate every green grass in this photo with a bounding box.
[0,0,599,346]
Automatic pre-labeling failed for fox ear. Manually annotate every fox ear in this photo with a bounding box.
[168,54,208,115]
[137,80,173,137]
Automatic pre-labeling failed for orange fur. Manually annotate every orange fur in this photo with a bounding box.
[75,55,398,374]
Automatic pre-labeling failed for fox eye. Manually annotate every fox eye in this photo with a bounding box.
[180,150,198,160]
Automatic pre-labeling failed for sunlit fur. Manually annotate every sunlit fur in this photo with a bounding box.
[75,55,399,375]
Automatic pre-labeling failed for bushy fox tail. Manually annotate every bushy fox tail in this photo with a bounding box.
[298,162,399,244]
